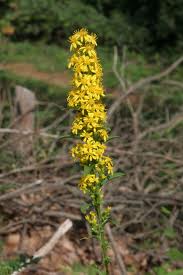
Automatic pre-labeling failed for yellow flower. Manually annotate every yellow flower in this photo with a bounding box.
[68,28,113,186]
[79,174,99,193]
[85,211,97,225]
[68,54,79,68]
[71,140,106,163]
[80,55,98,67]
[69,29,97,52]
[72,122,83,135]
[97,129,108,142]
[80,130,93,142]
[69,35,82,51]
[69,28,88,50]
[82,116,101,132]
[90,62,103,77]
[79,45,97,57]
[103,206,111,219]
[95,156,113,175]
[67,90,81,107]
[85,109,106,123]
[107,206,111,212]
[86,85,105,100]
[74,28,89,43]
[73,74,99,90]
[85,33,97,46]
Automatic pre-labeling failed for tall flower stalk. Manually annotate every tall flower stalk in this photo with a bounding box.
[67,28,113,274]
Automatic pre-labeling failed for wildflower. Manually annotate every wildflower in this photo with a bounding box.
[85,211,97,225]
[71,140,106,163]
[80,130,93,142]
[95,156,113,175]
[79,44,97,57]
[97,129,108,142]
[67,29,115,272]
[69,35,82,51]
[79,174,99,193]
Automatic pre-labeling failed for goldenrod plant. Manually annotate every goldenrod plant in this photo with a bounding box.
[67,28,119,274]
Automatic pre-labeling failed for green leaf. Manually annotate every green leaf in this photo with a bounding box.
[67,263,106,275]
[83,165,93,175]
[100,172,125,185]
[169,270,183,275]
[60,134,73,140]
[167,248,183,261]
[100,178,108,185]
[163,227,176,239]
[154,266,168,275]
[0,183,16,193]
[154,265,183,275]
[161,206,171,216]
[80,203,90,214]
[109,172,125,180]
[107,135,120,141]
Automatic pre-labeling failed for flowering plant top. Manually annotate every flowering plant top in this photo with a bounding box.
[67,28,115,273]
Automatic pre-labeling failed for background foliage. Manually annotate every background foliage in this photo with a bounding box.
[1,0,183,52]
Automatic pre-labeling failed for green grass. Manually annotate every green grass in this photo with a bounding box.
[0,40,159,88]
[0,40,69,73]
[0,258,22,275]
[0,39,183,104]
[0,40,118,87]
[0,40,117,90]
[63,263,106,274]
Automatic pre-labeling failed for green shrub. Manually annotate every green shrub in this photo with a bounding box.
[10,0,108,44]
[1,0,183,52]
[0,0,130,47]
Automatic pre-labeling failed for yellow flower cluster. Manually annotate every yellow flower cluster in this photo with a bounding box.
[79,174,99,193]
[85,211,97,226]
[95,156,113,175]
[71,140,106,163]
[68,28,113,194]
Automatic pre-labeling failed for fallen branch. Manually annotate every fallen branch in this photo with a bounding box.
[139,112,183,140]
[0,127,63,139]
[0,175,80,201]
[0,156,72,179]
[106,224,127,275]
[162,79,183,89]
[0,179,43,201]
[35,219,73,258]
[11,219,73,275]
[108,56,183,117]
[108,191,183,206]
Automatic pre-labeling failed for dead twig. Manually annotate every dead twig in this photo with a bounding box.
[34,219,73,258]
[139,112,183,140]
[0,127,62,139]
[11,219,73,275]
[0,175,80,201]
[106,224,127,275]
[0,179,43,201]
[109,56,183,117]
[162,79,183,89]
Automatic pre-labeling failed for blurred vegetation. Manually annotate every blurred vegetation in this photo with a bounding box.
[0,0,183,53]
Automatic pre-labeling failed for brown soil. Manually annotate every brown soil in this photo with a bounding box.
[0,63,70,87]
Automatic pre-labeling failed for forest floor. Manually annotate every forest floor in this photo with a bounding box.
[0,40,183,275]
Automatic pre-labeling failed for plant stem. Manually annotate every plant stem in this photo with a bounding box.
[94,191,109,275]
[100,225,109,275]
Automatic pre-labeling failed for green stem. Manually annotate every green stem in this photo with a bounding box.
[94,191,109,275]
[100,224,109,275]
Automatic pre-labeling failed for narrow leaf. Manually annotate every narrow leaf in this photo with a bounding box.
[109,172,125,180]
